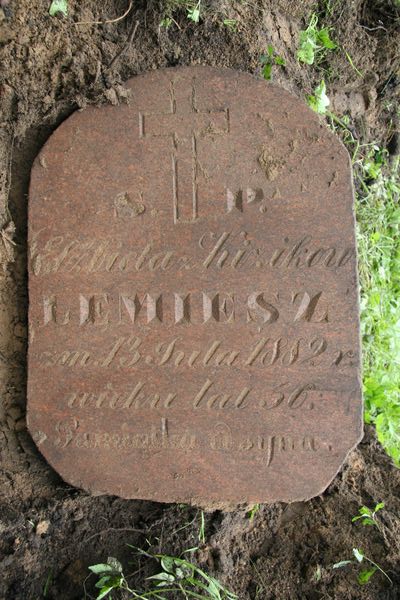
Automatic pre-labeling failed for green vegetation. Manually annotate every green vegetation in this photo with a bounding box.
[88,552,237,599]
[333,547,392,586]
[43,570,53,597]
[333,503,392,586]
[88,557,126,600]
[327,123,400,466]
[298,8,400,466]
[198,510,206,544]
[159,0,201,27]
[298,11,364,79]
[297,13,336,65]
[247,503,260,521]
[307,79,330,114]
[187,1,201,24]
[342,49,363,78]
[144,552,237,600]
[356,149,400,466]
[260,45,285,81]
[223,19,238,31]
[160,17,174,28]
[352,502,385,527]
[49,0,68,17]
[86,511,236,599]
[159,0,238,29]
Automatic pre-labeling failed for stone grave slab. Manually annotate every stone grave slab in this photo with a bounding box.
[27,66,363,505]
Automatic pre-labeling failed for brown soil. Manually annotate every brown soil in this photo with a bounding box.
[0,1,400,598]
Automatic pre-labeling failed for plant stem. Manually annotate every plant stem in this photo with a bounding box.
[364,556,393,584]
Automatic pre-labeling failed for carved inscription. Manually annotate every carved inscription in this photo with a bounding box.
[53,416,333,468]
[30,231,355,276]
[63,380,323,412]
[28,65,362,504]
[40,289,329,326]
[38,335,356,371]
[226,188,267,213]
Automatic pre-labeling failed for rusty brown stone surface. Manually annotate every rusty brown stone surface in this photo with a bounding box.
[27,66,363,505]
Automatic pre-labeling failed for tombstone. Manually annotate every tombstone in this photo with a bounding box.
[27,66,362,505]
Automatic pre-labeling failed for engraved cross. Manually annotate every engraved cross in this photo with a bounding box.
[139,78,230,223]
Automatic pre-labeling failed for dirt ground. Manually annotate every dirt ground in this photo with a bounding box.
[1,1,400,598]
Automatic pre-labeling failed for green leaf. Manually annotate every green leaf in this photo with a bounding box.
[297,30,317,64]
[297,14,336,65]
[353,548,364,563]
[97,585,114,600]
[274,55,286,66]
[374,502,385,512]
[332,560,352,569]
[247,503,260,521]
[207,578,222,598]
[148,572,175,583]
[183,547,199,554]
[160,17,172,28]
[89,564,115,575]
[359,506,372,515]
[358,567,377,585]
[317,28,336,49]
[297,44,315,65]
[351,515,363,522]
[160,556,176,574]
[49,0,68,17]
[307,80,330,114]
[175,567,185,578]
[95,577,112,589]
[107,557,122,572]
[262,64,272,81]
[188,7,200,22]
[223,19,237,31]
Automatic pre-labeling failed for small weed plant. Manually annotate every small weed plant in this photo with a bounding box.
[333,547,392,586]
[352,502,385,527]
[88,550,237,600]
[146,552,237,599]
[159,2,237,29]
[160,0,202,27]
[88,557,127,599]
[247,504,260,521]
[260,45,285,81]
[333,503,392,585]
[297,13,336,65]
[307,79,330,114]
